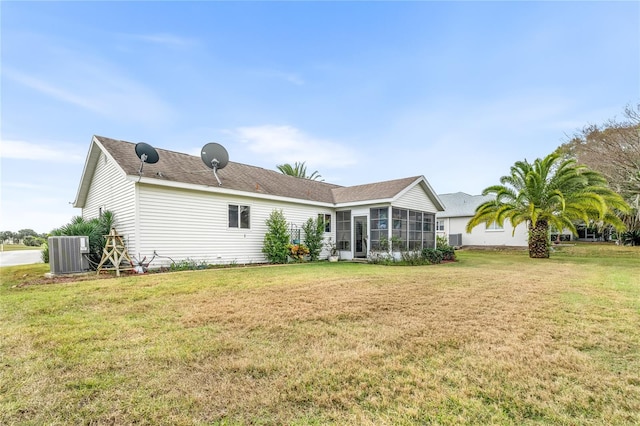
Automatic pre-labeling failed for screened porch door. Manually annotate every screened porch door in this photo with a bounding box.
[354,216,368,258]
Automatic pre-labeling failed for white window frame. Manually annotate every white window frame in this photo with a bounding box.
[228,204,250,229]
[486,221,503,231]
[318,213,331,233]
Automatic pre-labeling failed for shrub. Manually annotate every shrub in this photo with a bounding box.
[302,217,325,261]
[23,236,45,247]
[421,248,443,264]
[438,246,456,261]
[262,210,290,264]
[43,211,115,268]
[436,234,449,249]
[287,243,310,261]
[400,250,424,265]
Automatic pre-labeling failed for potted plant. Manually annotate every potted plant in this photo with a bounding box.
[326,238,339,262]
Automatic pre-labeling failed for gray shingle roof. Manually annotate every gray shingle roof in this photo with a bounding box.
[95,136,425,205]
[332,176,422,203]
[436,192,495,218]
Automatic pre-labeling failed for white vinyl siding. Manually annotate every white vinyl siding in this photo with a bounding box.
[82,152,136,247]
[137,185,334,267]
[394,183,437,213]
[444,217,527,247]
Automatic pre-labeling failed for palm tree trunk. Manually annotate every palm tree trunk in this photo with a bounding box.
[528,220,550,258]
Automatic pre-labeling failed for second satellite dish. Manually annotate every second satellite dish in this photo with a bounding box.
[135,142,159,177]
[201,143,229,186]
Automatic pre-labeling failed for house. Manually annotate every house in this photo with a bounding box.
[73,136,445,267]
[435,192,529,247]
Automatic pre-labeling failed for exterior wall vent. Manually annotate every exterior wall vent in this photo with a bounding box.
[449,233,462,247]
[48,236,90,275]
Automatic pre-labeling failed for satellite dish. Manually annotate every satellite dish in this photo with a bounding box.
[201,142,229,186]
[135,142,159,178]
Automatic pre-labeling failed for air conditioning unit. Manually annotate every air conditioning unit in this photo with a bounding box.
[48,236,90,274]
[449,233,463,247]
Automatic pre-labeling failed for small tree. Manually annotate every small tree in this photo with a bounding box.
[302,217,325,261]
[262,209,290,264]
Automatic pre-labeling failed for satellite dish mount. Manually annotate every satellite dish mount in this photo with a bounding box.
[201,143,229,186]
[134,142,159,179]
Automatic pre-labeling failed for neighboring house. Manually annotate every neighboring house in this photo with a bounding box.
[73,136,445,267]
[435,192,529,247]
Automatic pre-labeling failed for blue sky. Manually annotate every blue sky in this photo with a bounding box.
[1,1,638,233]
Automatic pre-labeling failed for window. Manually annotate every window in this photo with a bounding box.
[318,214,331,232]
[436,219,445,231]
[336,211,351,250]
[370,207,389,250]
[229,204,250,229]
[487,221,503,230]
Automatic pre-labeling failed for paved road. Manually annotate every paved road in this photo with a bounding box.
[0,250,44,267]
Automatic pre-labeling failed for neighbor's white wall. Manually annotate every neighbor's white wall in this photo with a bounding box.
[137,184,334,267]
[437,216,528,247]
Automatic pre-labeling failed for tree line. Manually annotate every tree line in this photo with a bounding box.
[0,229,47,246]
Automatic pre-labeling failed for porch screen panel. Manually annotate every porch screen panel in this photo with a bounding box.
[408,210,423,250]
[422,213,435,248]
[336,211,351,250]
[392,208,408,250]
[369,207,388,250]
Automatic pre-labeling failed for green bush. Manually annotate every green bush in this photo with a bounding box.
[400,251,424,265]
[438,246,456,261]
[421,248,444,264]
[302,217,325,261]
[42,211,115,267]
[23,236,45,247]
[436,234,449,249]
[262,210,290,264]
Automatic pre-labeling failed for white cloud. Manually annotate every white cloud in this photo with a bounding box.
[3,50,176,126]
[247,69,306,86]
[124,33,198,48]
[0,139,85,163]
[4,71,102,112]
[270,70,305,86]
[233,125,357,169]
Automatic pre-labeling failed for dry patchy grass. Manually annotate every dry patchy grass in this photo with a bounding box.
[1,246,639,425]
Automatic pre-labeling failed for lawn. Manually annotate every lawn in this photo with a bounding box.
[1,245,639,425]
[0,244,43,252]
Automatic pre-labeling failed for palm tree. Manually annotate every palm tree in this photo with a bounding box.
[466,153,629,258]
[276,161,323,181]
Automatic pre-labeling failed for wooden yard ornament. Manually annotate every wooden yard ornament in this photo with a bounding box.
[96,227,133,276]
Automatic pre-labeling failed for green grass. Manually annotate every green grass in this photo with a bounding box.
[0,244,43,252]
[1,245,639,425]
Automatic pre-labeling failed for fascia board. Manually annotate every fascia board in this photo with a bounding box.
[334,198,394,208]
[72,137,101,208]
[73,136,132,208]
